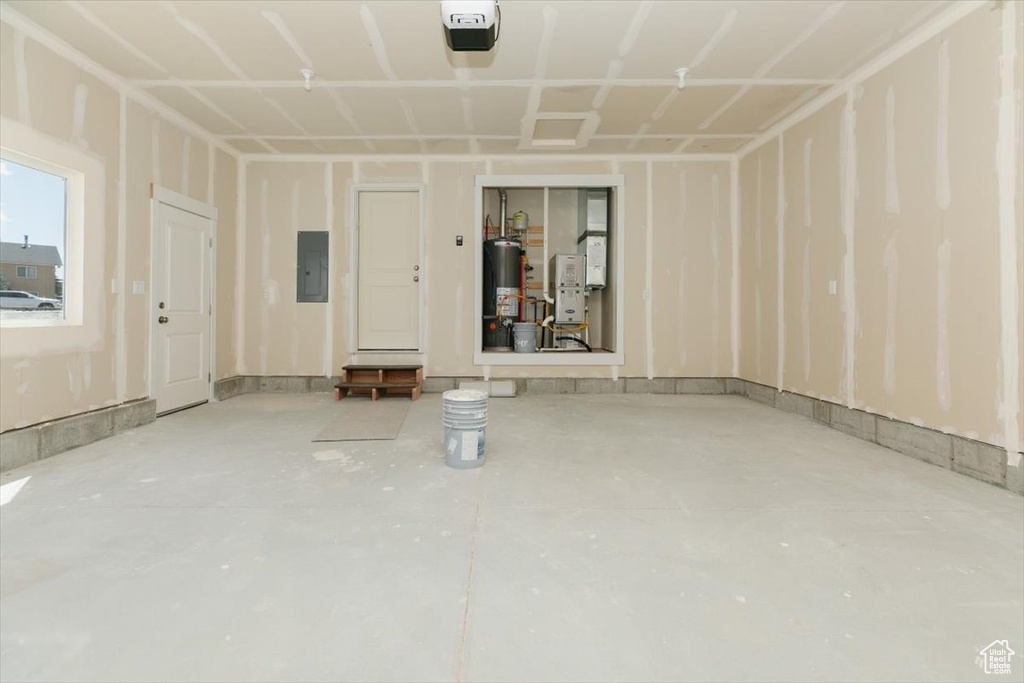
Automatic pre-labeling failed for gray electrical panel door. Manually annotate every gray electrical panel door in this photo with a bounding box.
[296,231,329,302]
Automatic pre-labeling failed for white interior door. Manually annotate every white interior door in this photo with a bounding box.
[358,191,420,350]
[152,201,212,413]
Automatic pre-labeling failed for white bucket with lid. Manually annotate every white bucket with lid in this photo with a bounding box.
[442,389,488,469]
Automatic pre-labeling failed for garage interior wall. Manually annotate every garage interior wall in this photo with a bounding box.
[237,159,733,381]
[0,18,239,432]
[0,2,1020,480]
[738,7,1024,462]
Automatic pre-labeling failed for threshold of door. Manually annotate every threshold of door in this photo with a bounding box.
[157,400,208,418]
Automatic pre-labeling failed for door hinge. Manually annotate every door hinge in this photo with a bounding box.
[209,304,212,315]
[208,372,211,382]
[209,237,213,248]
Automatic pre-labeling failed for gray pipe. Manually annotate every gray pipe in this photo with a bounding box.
[498,188,507,238]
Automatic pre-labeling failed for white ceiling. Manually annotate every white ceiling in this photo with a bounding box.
[3,0,950,155]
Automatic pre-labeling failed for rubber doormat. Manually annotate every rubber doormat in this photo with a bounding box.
[312,399,411,441]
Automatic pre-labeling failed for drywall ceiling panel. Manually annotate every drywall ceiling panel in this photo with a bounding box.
[543,2,641,80]
[366,140,427,154]
[578,139,633,155]
[423,138,473,154]
[197,88,306,136]
[596,87,673,135]
[768,0,949,79]
[688,137,749,153]
[332,88,419,136]
[585,138,683,154]
[147,86,247,136]
[4,0,165,79]
[320,140,376,154]
[648,86,742,135]
[366,0,457,80]
[477,138,522,155]
[539,85,602,113]
[260,89,361,136]
[260,139,329,154]
[392,89,469,136]
[694,1,836,79]
[57,1,240,79]
[466,87,530,136]
[227,139,270,154]
[172,1,309,80]
[272,1,389,81]
[700,85,820,134]
[619,1,738,79]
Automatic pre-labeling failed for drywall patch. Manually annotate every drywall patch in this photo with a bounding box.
[776,135,785,391]
[181,135,191,195]
[730,157,740,376]
[711,172,721,374]
[234,161,247,374]
[14,32,30,125]
[802,138,813,227]
[259,177,270,375]
[801,241,811,382]
[323,163,334,377]
[996,0,1020,467]
[936,37,951,210]
[883,234,899,396]
[645,161,655,380]
[755,154,763,267]
[115,92,127,403]
[839,88,858,407]
[150,117,161,186]
[359,4,398,80]
[71,83,89,148]
[677,168,688,371]
[885,85,900,214]
[936,239,951,412]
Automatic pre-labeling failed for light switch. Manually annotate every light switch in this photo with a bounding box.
[828,280,837,295]
[111,279,120,294]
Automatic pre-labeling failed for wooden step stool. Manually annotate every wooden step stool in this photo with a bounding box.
[334,365,423,401]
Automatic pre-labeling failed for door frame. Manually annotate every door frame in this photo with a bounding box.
[148,184,218,410]
[349,184,426,353]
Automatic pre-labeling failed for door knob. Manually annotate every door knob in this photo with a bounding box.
[413,276,419,282]
[158,316,169,324]
[413,265,419,271]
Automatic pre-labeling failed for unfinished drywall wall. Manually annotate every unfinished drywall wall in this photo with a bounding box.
[0,18,238,432]
[234,158,732,381]
[738,5,1023,460]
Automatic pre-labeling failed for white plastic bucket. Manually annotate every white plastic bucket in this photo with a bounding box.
[513,322,538,353]
[442,389,488,469]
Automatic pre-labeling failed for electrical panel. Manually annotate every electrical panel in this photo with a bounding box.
[296,231,329,303]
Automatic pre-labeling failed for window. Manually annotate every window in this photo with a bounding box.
[0,156,67,320]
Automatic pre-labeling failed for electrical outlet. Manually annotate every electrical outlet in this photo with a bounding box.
[642,289,650,301]
[132,281,146,295]
[828,280,837,295]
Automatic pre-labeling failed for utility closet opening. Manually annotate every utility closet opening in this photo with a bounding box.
[475,176,623,366]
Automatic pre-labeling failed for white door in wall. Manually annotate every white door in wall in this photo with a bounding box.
[357,190,420,350]
[151,201,212,414]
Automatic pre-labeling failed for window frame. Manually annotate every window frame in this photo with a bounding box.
[15,265,38,279]
[0,117,105,357]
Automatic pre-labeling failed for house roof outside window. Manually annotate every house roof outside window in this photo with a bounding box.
[0,241,63,267]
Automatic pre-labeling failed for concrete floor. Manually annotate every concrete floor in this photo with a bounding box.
[1,393,1021,683]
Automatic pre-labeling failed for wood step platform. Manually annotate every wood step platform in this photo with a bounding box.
[335,364,423,401]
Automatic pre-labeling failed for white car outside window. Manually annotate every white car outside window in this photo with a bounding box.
[0,291,62,309]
